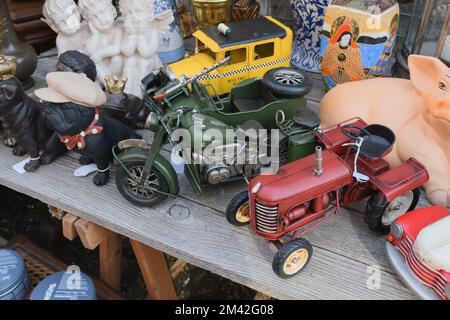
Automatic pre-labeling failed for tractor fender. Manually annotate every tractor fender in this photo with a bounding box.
[113,147,180,196]
[370,158,429,202]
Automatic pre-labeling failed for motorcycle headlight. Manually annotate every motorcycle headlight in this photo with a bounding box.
[445,283,450,299]
[144,112,159,131]
[390,221,404,240]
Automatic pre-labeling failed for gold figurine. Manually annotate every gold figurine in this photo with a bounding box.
[0,55,17,80]
[104,75,128,94]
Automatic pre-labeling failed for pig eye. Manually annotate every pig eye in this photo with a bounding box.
[439,81,447,90]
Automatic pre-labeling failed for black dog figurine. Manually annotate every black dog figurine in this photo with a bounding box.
[41,102,140,185]
[0,77,66,171]
[104,91,150,129]
[56,50,150,129]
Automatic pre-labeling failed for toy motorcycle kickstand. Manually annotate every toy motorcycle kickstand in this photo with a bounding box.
[226,118,429,278]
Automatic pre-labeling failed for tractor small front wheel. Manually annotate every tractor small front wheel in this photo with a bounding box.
[272,238,313,278]
[226,191,250,226]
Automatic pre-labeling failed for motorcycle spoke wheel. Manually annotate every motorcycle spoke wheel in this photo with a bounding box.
[126,166,161,200]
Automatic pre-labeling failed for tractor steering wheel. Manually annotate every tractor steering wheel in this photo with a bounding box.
[340,124,371,141]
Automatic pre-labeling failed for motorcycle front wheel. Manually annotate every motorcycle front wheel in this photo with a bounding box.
[116,160,170,207]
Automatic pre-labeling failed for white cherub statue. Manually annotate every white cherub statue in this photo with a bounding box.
[119,0,174,97]
[78,0,123,85]
[42,0,90,55]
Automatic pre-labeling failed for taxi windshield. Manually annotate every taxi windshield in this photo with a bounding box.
[197,40,217,61]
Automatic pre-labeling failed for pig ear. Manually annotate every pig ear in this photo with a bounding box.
[408,55,447,94]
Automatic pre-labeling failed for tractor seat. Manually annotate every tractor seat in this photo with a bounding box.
[233,85,277,112]
[358,124,395,160]
[292,107,320,130]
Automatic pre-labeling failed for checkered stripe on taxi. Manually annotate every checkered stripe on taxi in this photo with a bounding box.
[198,57,290,80]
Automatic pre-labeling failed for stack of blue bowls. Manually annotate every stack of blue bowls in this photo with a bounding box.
[0,249,30,300]
[30,270,96,300]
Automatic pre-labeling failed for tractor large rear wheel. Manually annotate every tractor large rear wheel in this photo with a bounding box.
[365,188,420,234]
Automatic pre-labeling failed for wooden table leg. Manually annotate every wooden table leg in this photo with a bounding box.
[99,233,123,292]
[130,239,177,300]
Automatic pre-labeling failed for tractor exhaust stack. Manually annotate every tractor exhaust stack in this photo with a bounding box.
[314,146,323,176]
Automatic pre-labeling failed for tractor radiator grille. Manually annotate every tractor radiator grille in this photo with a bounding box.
[396,235,448,300]
[255,201,278,234]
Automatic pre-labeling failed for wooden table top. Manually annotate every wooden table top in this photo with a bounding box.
[0,52,425,300]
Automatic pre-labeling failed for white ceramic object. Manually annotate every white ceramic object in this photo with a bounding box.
[290,0,329,73]
[119,0,174,97]
[154,0,186,63]
[42,0,90,55]
[78,0,124,85]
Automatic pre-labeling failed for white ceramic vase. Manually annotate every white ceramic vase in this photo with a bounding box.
[290,0,329,73]
[154,0,186,63]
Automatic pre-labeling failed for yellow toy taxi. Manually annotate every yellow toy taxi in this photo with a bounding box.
[168,16,293,96]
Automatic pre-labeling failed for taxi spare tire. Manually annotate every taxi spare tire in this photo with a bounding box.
[262,67,312,98]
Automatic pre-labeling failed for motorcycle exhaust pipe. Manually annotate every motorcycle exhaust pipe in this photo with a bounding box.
[314,146,323,176]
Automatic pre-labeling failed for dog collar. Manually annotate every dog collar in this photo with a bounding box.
[59,108,104,150]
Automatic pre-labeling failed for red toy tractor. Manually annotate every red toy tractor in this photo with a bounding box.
[226,118,429,278]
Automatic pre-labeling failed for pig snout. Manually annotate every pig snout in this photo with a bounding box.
[431,98,450,122]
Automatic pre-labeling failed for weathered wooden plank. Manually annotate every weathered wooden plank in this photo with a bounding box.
[0,145,415,299]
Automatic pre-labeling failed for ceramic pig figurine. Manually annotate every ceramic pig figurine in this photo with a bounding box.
[319,55,450,207]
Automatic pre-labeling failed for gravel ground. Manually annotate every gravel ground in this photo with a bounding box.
[0,185,256,300]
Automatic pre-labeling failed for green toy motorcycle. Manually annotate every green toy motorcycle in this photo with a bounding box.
[113,58,320,207]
